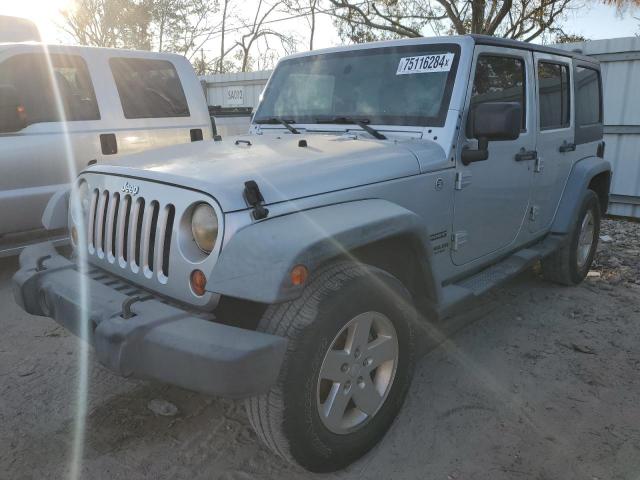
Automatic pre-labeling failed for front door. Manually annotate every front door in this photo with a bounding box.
[451,47,536,265]
[529,53,575,233]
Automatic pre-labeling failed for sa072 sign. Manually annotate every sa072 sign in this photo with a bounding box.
[224,86,245,106]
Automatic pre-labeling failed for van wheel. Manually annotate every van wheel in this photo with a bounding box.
[245,261,415,472]
[542,189,601,285]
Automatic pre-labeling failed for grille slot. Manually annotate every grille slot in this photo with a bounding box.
[83,188,175,282]
[134,198,145,269]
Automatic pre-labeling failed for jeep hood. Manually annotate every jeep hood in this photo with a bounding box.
[89,134,443,212]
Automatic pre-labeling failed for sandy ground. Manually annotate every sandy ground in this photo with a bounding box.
[1,219,639,480]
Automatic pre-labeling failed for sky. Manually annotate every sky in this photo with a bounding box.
[0,0,637,52]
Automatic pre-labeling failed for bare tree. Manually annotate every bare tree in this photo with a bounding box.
[602,0,640,8]
[152,0,185,51]
[234,0,297,71]
[328,0,580,43]
[61,0,152,49]
[152,0,221,60]
[283,0,321,49]
[217,0,233,71]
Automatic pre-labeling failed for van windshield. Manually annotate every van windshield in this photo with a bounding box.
[254,44,460,128]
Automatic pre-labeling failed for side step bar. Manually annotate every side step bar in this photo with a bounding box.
[436,234,564,320]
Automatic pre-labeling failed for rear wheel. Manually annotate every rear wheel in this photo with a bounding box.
[542,189,601,285]
[245,261,416,472]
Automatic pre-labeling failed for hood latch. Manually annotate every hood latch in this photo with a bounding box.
[244,180,269,220]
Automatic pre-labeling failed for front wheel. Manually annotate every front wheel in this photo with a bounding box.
[245,261,416,472]
[542,189,601,285]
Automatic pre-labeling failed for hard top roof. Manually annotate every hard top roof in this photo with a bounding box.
[469,34,598,64]
[281,34,599,66]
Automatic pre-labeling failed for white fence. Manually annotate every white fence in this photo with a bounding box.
[557,37,640,218]
[200,70,272,110]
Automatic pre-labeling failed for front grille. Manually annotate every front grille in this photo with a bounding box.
[76,173,222,308]
[87,188,175,281]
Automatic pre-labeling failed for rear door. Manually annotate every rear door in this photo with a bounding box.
[451,46,535,265]
[529,53,575,233]
[106,56,211,157]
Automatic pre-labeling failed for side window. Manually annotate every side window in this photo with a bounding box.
[538,62,570,130]
[575,66,601,126]
[574,65,602,145]
[0,53,99,129]
[110,58,190,119]
[470,55,526,132]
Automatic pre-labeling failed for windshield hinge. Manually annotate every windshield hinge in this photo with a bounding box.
[452,231,468,251]
[244,180,269,220]
[455,171,472,190]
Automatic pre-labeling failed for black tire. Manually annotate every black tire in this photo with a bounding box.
[541,189,601,286]
[245,261,416,472]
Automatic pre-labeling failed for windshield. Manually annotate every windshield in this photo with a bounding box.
[254,43,460,128]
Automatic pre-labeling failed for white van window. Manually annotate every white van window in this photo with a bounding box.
[110,58,190,119]
[0,53,100,129]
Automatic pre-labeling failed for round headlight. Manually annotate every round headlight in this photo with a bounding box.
[191,203,218,254]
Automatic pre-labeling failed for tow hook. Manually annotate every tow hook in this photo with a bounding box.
[120,295,153,319]
[243,180,269,220]
[35,255,52,272]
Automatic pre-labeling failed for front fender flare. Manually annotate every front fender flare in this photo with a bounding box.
[207,200,437,304]
[42,188,70,231]
[551,157,611,234]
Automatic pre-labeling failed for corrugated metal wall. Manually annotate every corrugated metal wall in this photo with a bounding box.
[557,37,640,218]
[200,70,272,109]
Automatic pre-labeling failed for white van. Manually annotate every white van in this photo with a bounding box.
[0,43,212,255]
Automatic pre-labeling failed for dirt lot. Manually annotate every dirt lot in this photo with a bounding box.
[1,219,639,480]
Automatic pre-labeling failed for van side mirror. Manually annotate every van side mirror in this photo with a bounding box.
[461,102,522,165]
[0,84,27,133]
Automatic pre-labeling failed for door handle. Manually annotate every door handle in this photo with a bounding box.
[559,142,576,153]
[100,133,118,155]
[515,149,538,161]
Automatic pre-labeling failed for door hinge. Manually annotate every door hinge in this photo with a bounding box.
[529,205,540,221]
[534,156,544,173]
[455,171,472,190]
[452,231,468,251]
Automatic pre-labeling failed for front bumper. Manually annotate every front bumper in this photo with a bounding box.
[13,243,287,398]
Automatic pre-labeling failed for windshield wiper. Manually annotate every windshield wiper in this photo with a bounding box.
[314,116,387,140]
[255,117,300,134]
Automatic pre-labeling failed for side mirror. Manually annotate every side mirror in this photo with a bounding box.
[0,84,27,133]
[461,102,522,165]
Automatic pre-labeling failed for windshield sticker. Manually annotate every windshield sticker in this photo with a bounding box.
[396,53,455,75]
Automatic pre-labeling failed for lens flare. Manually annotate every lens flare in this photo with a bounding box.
[38,41,90,480]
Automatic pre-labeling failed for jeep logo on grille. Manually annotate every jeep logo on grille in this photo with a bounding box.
[121,182,140,196]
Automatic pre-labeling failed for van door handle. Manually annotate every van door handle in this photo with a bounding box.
[515,149,538,161]
[100,133,118,155]
[559,142,576,153]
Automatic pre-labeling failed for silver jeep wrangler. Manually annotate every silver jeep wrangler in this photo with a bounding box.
[13,34,610,472]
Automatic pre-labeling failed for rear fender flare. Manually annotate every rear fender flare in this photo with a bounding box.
[551,157,611,234]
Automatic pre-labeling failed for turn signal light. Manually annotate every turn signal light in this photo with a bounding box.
[190,269,207,296]
[290,264,309,286]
